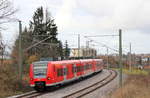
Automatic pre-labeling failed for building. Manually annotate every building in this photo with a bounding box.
[70,47,97,57]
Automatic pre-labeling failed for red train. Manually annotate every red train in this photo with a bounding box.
[29,59,104,91]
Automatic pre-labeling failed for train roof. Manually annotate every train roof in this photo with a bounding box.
[32,59,103,65]
[50,60,80,64]
[32,61,49,64]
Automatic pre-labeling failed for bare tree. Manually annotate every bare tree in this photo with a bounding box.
[0,0,17,25]
[0,32,5,65]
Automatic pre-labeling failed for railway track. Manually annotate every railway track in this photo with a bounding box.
[9,70,117,98]
[62,70,117,98]
[9,91,40,98]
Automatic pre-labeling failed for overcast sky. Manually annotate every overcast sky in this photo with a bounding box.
[2,0,150,54]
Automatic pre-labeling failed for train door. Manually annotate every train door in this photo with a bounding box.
[73,63,77,78]
[80,62,84,75]
[52,64,57,83]
[63,65,67,81]
[92,60,96,72]
[83,62,87,75]
[56,64,64,83]
[66,63,72,79]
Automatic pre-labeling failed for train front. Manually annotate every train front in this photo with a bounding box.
[29,61,49,91]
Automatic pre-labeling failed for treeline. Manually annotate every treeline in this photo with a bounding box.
[11,7,70,67]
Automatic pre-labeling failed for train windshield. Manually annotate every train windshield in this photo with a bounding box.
[33,62,48,78]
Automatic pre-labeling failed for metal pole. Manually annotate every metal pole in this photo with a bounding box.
[107,47,109,69]
[129,43,132,71]
[133,53,136,67]
[1,46,3,66]
[86,41,88,58]
[148,57,150,66]
[78,34,80,58]
[19,21,22,82]
[119,29,123,87]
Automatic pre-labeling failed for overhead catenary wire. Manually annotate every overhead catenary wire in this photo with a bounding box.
[84,36,128,54]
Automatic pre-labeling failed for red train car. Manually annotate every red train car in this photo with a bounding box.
[29,59,103,91]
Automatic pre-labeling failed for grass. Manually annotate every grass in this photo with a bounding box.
[110,68,150,98]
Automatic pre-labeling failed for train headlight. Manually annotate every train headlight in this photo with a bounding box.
[30,78,33,81]
[47,77,51,80]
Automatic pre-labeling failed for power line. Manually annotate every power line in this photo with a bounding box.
[84,35,118,38]
[85,37,118,52]
[84,36,128,54]
[24,36,52,52]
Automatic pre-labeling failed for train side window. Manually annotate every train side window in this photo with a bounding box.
[63,68,68,75]
[84,65,85,70]
[61,68,63,76]
[76,66,79,72]
[81,66,83,71]
[57,69,59,76]
[87,63,90,69]
[63,68,65,75]
[75,66,77,72]
[77,66,81,72]
[78,66,80,72]
[77,66,79,72]
[79,66,81,72]
[80,66,82,71]
[57,68,64,77]
[57,68,61,77]
[66,68,69,75]
[96,62,99,67]
[84,64,86,70]
[82,65,84,71]
[90,64,92,69]
[76,66,78,72]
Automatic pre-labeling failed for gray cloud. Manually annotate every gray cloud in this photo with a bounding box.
[3,0,150,53]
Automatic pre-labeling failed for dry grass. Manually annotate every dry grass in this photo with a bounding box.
[0,62,32,98]
[123,68,149,75]
[112,68,149,75]
[111,73,150,98]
